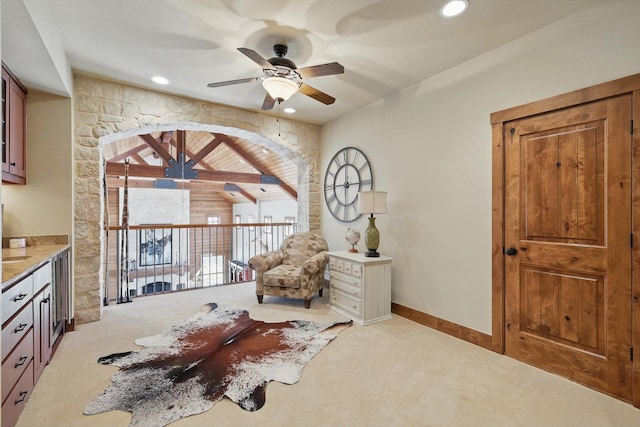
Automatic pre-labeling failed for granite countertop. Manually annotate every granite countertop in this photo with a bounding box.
[2,244,70,290]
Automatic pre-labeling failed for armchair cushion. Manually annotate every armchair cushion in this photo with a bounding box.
[263,265,302,288]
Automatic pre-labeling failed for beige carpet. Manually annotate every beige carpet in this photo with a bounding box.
[16,282,640,427]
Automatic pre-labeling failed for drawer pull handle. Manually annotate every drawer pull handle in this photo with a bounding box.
[15,355,28,368]
[15,391,28,404]
[12,293,27,302]
[14,323,28,333]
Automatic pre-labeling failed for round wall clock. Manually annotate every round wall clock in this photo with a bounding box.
[324,146,374,223]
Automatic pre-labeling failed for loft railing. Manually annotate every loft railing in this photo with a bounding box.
[104,222,298,304]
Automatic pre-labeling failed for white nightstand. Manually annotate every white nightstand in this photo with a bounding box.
[327,251,392,325]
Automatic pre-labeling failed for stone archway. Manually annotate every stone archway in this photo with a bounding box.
[73,74,321,324]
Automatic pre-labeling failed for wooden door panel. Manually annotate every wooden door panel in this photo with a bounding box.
[505,95,632,401]
[521,268,604,353]
[523,121,604,244]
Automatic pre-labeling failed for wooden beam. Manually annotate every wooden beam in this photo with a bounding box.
[215,133,298,200]
[108,143,148,163]
[189,135,224,166]
[130,153,147,165]
[139,133,173,163]
[176,130,185,161]
[232,185,257,204]
[106,162,278,184]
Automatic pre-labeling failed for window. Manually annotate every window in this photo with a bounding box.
[235,214,241,228]
[207,215,220,225]
[263,215,272,234]
[284,216,296,235]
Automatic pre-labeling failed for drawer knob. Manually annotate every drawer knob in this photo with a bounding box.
[12,293,27,302]
[14,323,28,333]
[15,390,28,404]
[15,355,28,368]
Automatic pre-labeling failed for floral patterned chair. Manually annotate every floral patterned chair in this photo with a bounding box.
[248,232,329,309]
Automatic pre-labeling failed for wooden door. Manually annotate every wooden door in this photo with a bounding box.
[504,95,633,401]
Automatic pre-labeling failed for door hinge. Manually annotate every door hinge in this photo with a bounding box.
[631,233,634,248]
[631,119,634,135]
[631,346,634,362]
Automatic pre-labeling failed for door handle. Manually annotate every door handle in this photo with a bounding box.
[505,247,518,256]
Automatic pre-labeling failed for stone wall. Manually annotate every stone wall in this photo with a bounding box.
[73,74,321,324]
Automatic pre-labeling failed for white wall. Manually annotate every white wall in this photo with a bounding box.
[321,1,640,334]
[3,89,73,238]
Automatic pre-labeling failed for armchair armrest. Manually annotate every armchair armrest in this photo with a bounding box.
[249,250,284,272]
[301,251,329,275]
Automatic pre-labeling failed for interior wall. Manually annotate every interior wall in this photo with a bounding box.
[320,1,640,334]
[2,89,73,238]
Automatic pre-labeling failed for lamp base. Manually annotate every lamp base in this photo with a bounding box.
[365,249,380,257]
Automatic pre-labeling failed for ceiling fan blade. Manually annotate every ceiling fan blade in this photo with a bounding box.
[238,47,276,69]
[207,77,257,88]
[297,62,344,79]
[299,83,336,105]
[261,93,276,110]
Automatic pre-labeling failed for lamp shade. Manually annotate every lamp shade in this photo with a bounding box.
[357,191,388,215]
[262,77,299,101]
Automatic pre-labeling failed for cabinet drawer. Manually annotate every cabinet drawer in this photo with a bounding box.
[329,257,362,279]
[330,270,361,288]
[2,303,33,362]
[33,262,52,294]
[2,275,34,325]
[2,329,33,403]
[1,360,33,427]
[331,278,362,299]
[331,288,361,317]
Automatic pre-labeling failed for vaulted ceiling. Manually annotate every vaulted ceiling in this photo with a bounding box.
[104,130,298,203]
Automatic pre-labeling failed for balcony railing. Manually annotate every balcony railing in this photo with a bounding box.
[104,222,298,304]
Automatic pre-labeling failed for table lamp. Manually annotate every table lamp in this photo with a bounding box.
[357,191,388,257]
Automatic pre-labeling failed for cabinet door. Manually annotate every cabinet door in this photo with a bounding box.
[2,67,8,173]
[7,77,26,179]
[33,285,52,383]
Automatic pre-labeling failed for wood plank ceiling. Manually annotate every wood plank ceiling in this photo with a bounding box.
[103,130,297,203]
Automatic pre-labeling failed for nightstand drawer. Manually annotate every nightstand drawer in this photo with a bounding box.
[329,257,362,279]
[2,303,33,362]
[330,288,361,317]
[2,329,33,403]
[331,278,362,299]
[330,270,361,288]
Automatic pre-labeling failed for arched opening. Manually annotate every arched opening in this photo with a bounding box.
[98,123,309,304]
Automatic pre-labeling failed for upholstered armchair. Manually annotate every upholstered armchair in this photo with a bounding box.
[248,232,329,309]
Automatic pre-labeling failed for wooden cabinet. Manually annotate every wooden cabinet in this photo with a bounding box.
[328,251,392,325]
[1,261,52,427]
[2,63,27,184]
[33,263,52,383]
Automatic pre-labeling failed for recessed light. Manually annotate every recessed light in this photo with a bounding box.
[439,0,469,17]
[151,76,170,85]
[261,148,269,154]
[283,107,296,114]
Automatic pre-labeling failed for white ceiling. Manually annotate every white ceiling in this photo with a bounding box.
[1,0,609,125]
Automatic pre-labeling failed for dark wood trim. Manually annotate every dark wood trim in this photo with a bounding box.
[391,303,493,351]
[633,89,640,408]
[491,72,640,125]
[491,122,505,354]
[65,318,75,332]
[1,61,28,94]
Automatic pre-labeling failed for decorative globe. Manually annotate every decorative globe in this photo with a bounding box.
[345,228,361,253]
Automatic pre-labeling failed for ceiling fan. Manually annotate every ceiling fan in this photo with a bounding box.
[207,43,344,110]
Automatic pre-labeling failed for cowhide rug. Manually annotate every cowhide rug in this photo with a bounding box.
[84,303,351,427]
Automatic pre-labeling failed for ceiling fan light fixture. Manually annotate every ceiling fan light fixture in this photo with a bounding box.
[440,0,469,17]
[262,77,299,101]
